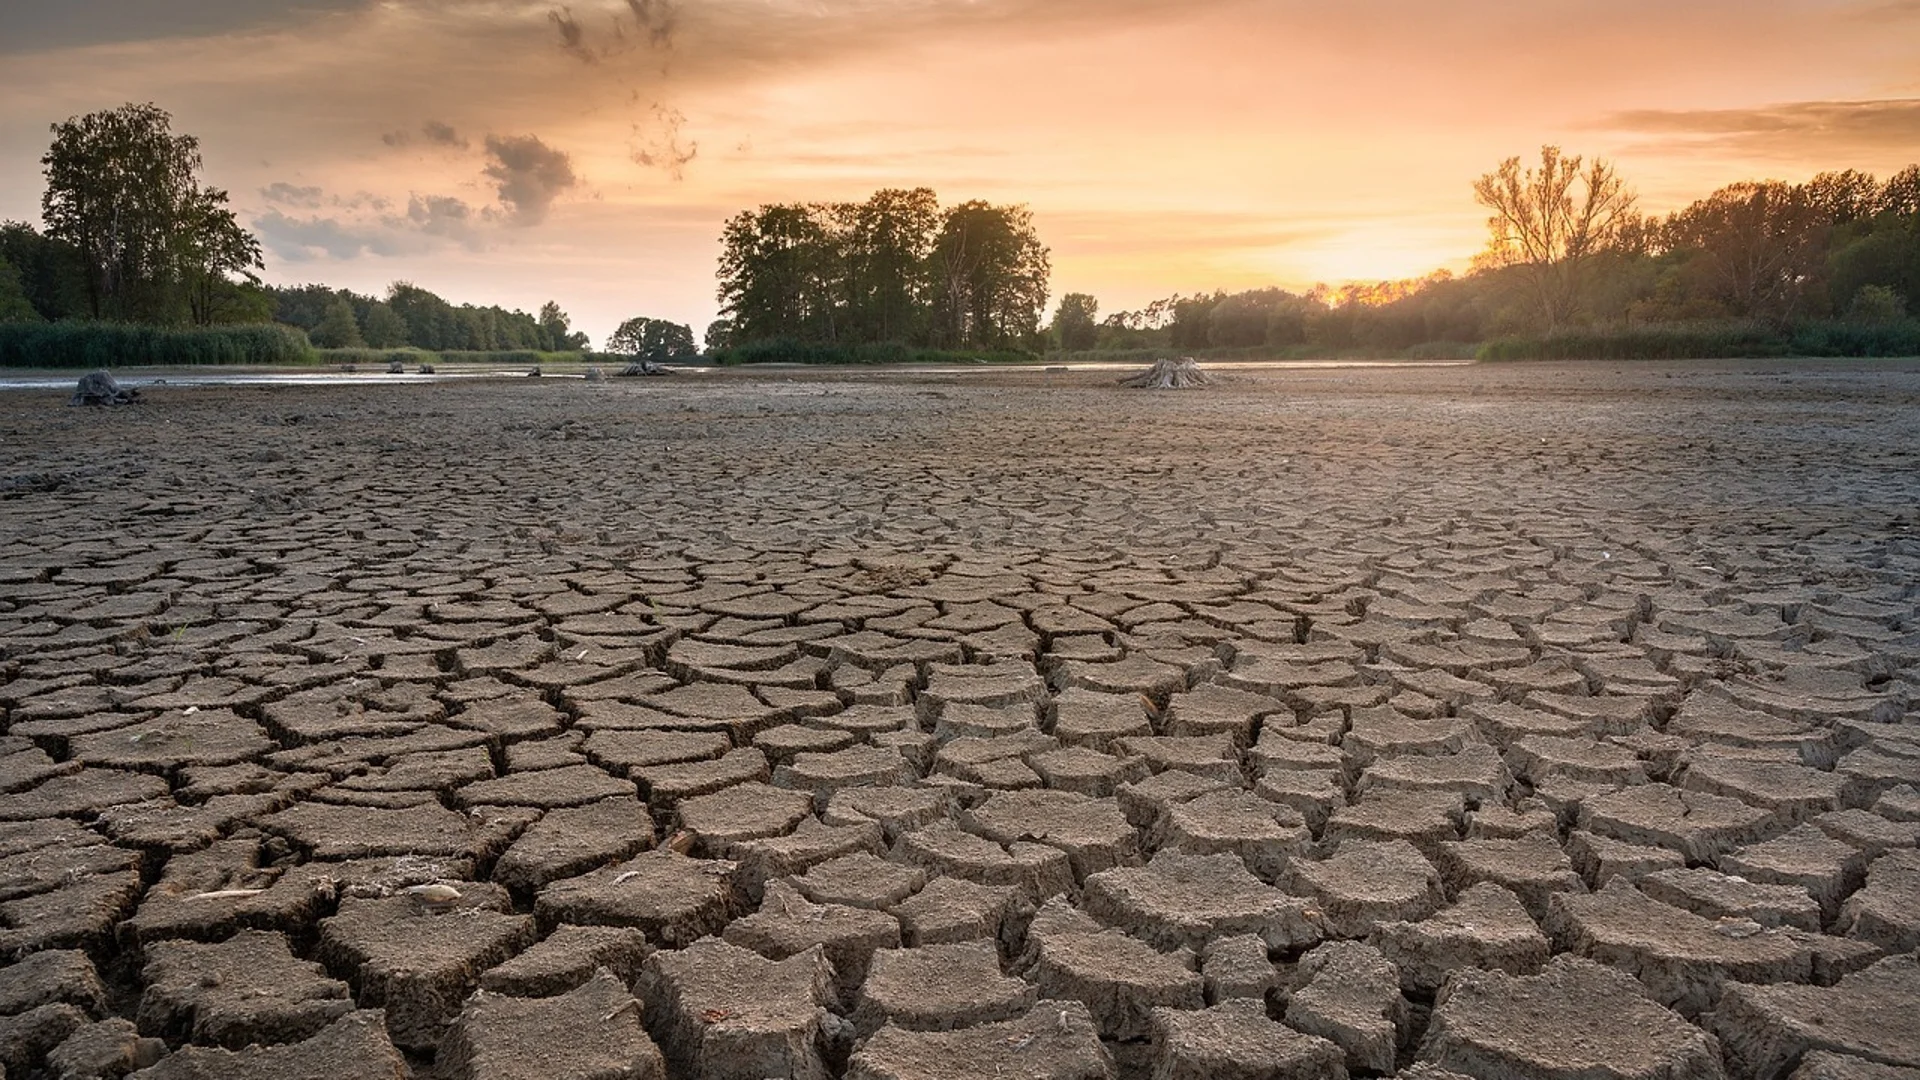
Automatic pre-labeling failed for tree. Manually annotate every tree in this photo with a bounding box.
[1665,181,1829,322]
[843,188,939,342]
[176,185,263,325]
[717,204,844,344]
[361,302,408,347]
[41,102,261,323]
[704,319,734,352]
[1052,292,1099,351]
[608,316,697,360]
[0,222,88,321]
[310,297,365,348]
[1472,145,1637,333]
[538,301,588,350]
[1881,166,1920,218]
[928,201,1049,349]
[1804,170,1880,226]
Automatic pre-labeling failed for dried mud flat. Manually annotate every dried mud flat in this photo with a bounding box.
[2,359,1919,1080]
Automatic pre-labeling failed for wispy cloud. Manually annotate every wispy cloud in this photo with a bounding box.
[261,181,324,208]
[630,105,696,180]
[1595,98,1920,161]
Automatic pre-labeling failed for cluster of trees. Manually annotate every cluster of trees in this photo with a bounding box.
[0,104,265,328]
[1057,150,1920,355]
[714,188,1050,352]
[267,283,589,352]
[606,316,697,360]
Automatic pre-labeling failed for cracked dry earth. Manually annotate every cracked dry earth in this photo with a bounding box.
[2,360,1919,1080]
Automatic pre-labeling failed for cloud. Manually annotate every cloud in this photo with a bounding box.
[421,119,468,148]
[253,189,487,262]
[253,209,412,262]
[631,105,697,180]
[261,182,324,208]
[0,0,366,55]
[548,6,595,63]
[483,133,579,225]
[384,119,471,150]
[404,194,484,246]
[1595,98,1920,161]
[625,0,679,49]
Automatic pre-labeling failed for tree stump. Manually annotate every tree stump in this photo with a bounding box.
[1119,358,1211,389]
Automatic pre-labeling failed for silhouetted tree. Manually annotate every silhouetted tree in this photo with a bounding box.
[1473,145,1637,333]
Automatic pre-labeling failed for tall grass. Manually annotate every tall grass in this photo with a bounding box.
[1048,341,1480,364]
[1479,319,1920,361]
[317,348,625,367]
[0,322,317,368]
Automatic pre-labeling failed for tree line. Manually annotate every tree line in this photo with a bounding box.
[1063,150,1919,356]
[712,188,1050,353]
[266,283,591,353]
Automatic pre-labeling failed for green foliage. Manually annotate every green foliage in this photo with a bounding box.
[607,316,697,360]
[0,321,314,367]
[310,297,365,348]
[709,339,1035,366]
[268,282,582,352]
[40,103,262,325]
[0,221,88,321]
[1848,284,1907,324]
[0,255,42,324]
[360,302,408,347]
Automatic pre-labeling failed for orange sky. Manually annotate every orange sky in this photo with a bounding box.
[2,0,1916,344]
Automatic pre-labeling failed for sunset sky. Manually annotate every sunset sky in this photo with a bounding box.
[2,0,1916,344]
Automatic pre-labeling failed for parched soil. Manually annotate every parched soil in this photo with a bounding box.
[2,359,1918,1080]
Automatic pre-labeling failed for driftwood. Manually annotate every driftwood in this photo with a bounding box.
[69,371,140,407]
[618,360,674,377]
[1120,357,1212,389]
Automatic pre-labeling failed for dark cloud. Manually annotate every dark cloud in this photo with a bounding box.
[404,194,482,245]
[384,120,470,150]
[261,182,324,208]
[630,106,697,180]
[624,0,678,49]
[0,0,367,54]
[482,134,579,225]
[548,6,595,63]
[421,119,468,149]
[1596,98,1920,159]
